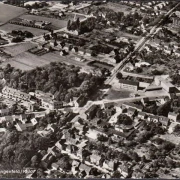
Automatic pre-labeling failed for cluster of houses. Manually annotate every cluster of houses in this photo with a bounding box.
[25,97,180,178]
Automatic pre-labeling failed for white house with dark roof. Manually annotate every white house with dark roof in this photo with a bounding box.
[90,154,102,166]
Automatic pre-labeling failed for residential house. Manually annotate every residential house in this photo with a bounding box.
[138,112,147,119]
[90,154,102,166]
[60,49,68,56]
[103,160,117,171]
[2,86,31,102]
[174,49,180,57]
[37,130,52,137]
[15,122,34,131]
[168,122,177,133]
[168,112,180,122]
[78,48,85,56]
[46,124,57,132]
[48,146,61,157]
[127,107,137,117]
[63,44,70,51]
[72,46,78,53]
[159,116,170,128]
[63,112,76,122]
[65,144,78,154]
[76,148,83,159]
[51,162,60,170]
[79,163,92,178]
[148,114,159,123]
[85,105,99,119]
[41,153,56,169]
[154,76,177,93]
[41,98,63,110]
[72,160,80,176]
[119,79,139,91]
[118,163,131,178]
[31,118,38,125]
[131,170,145,179]
[73,95,87,108]
[55,139,66,151]
[84,49,92,56]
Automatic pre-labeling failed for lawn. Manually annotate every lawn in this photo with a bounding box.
[0,23,48,36]
[99,2,133,15]
[0,3,27,25]
[103,88,131,100]
[1,42,37,56]
[19,14,67,30]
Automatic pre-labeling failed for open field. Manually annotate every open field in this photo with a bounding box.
[0,3,27,25]
[0,23,48,36]
[19,14,67,30]
[103,88,131,100]
[1,42,37,56]
[99,2,134,15]
[0,50,94,71]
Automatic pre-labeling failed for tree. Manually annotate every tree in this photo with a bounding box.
[112,170,121,178]
[117,114,133,126]
[174,124,180,136]
[97,134,108,142]
[67,20,71,30]
[116,72,123,79]
[136,67,143,73]
[157,101,172,116]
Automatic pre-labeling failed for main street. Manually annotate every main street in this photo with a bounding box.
[105,2,180,85]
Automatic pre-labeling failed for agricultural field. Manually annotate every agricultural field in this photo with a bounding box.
[19,14,68,30]
[0,50,94,71]
[0,23,48,36]
[0,52,51,70]
[0,3,27,25]
[0,42,37,56]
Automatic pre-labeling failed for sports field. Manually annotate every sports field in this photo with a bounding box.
[0,3,27,25]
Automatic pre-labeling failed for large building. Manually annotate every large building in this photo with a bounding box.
[154,76,177,93]
[119,79,139,91]
[2,86,31,102]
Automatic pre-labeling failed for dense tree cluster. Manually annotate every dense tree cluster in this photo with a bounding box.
[0,130,51,171]
[11,30,34,38]
[2,62,105,103]
[67,17,96,34]
[117,114,133,126]
[170,73,180,86]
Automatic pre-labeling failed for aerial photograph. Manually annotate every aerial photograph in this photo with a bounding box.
[0,0,179,178]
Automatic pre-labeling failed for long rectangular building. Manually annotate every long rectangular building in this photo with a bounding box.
[2,86,31,102]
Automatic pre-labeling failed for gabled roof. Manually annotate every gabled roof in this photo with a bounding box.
[128,107,137,113]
